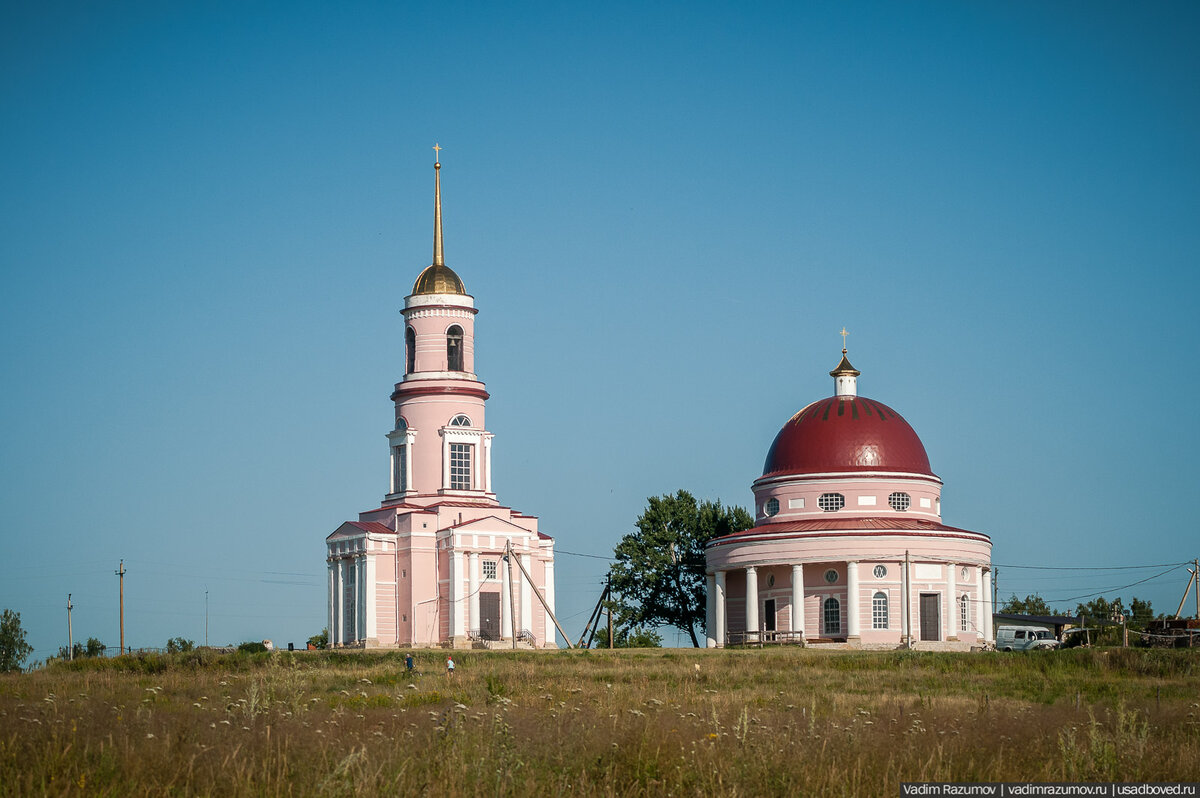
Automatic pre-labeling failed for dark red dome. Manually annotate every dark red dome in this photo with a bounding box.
[762,395,934,477]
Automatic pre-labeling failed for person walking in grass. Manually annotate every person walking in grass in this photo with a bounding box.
[405,653,414,674]
[446,654,455,676]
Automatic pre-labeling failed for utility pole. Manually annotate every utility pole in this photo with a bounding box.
[116,560,126,655]
[204,586,209,647]
[1194,559,1199,620]
[505,540,518,650]
[66,594,74,661]
[992,567,999,617]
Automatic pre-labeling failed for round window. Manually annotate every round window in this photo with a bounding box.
[960,567,969,581]
[767,574,776,587]
[888,492,911,512]
[764,498,779,517]
[824,569,839,584]
[873,564,887,579]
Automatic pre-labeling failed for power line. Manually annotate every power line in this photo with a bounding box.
[992,561,1188,571]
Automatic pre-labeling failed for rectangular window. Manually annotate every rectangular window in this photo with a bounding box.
[482,560,497,580]
[450,443,472,490]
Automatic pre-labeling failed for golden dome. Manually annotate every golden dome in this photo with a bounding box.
[412,263,466,295]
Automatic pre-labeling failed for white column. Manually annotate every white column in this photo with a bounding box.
[364,549,377,642]
[356,556,366,641]
[543,557,556,644]
[475,438,485,491]
[791,564,804,636]
[500,556,513,639]
[976,565,985,640]
[982,569,993,642]
[468,552,480,635]
[947,563,958,639]
[337,559,347,644]
[520,553,533,636]
[705,574,717,647]
[450,549,465,638]
[327,561,337,646]
[715,571,727,647]
[846,561,860,638]
[745,566,758,639]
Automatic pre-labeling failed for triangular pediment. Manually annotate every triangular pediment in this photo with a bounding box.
[445,515,532,536]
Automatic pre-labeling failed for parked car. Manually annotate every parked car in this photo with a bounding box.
[996,625,1060,651]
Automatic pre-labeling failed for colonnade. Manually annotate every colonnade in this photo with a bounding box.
[705,561,993,648]
[328,554,376,646]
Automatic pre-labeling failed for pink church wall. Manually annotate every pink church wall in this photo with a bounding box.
[752,475,944,524]
[405,310,476,374]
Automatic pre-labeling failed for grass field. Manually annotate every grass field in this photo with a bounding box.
[1,647,1198,796]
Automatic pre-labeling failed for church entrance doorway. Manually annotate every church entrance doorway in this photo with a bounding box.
[763,599,776,632]
[479,593,500,640]
[919,594,941,641]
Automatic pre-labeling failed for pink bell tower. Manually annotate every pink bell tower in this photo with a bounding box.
[326,148,558,650]
[386,149,496,505]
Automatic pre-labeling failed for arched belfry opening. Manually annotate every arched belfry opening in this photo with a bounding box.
[447,325,464,371]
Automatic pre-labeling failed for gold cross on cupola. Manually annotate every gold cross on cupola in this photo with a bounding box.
[840,327,849,352]
[432,142,442,163]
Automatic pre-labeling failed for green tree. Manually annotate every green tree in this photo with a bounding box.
[308,628,328,649]
[166,637,195,653]
[1128,597,1156,628]
[56,637,107,660]
[608,490,753,647]
[999,594,1057,616]
[0,609,34,672]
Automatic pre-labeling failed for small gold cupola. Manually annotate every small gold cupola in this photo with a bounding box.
[831,327,860,398]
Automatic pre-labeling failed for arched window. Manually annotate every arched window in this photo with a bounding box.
[823,597,841,635]
[449,414,471,427]
[446,325,464,371]
[872,592,888,629]
[405,327,416,374]
[960,594,971,631]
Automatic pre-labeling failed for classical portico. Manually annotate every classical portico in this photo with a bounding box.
[705,348,993,650]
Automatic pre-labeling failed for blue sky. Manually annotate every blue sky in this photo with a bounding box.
[2,2,1199,658]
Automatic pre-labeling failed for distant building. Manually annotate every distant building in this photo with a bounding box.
[706,351,993,649]
[326,154,556,649]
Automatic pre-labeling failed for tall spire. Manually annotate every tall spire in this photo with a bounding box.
[432,143,444,267]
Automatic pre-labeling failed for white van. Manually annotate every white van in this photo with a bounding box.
[996,625,1059,651]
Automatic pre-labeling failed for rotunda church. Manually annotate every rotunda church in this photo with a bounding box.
[705,349,994,649]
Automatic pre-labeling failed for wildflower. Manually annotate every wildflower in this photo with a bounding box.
[146,733,155,739]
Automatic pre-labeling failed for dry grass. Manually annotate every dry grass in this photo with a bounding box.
[1,647,1197,796]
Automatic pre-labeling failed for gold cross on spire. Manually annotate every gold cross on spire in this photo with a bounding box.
[840,326,849,352]
[432,142,441,163]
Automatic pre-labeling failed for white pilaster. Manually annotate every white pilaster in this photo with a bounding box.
[500,556,513,639]
[745,566,759,638]
[982,569,993,642]
[715,571,727,647]
[791,564,804,636]
[484,435,493,492]
[847,561,860,638]
[520,553,533,635]
[365,550,377,642]
[705,574,717,648]
[450,549,465,638]
[441,433,450,489]
[947,563,957,639]
[468,552,480,634]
